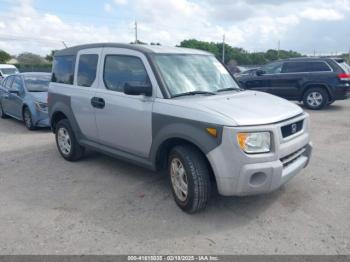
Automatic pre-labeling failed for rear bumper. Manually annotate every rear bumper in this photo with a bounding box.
[207,114,312,196]
[333,84,350,100]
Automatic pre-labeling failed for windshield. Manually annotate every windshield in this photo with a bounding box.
[1,68,18,75]
[153,54,240,97]
[24,74,51,92]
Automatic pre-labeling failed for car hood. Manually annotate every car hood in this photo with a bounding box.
[177,91,303,126]
[28,92,48,103]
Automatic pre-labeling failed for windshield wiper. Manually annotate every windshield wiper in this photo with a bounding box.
[172,91,216,98]
[217,87,242,92]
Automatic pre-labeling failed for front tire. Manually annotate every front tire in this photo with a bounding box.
[55,119,85,161]
[168,145,211,213]
[23,107,36,130]
[303,88,328,110]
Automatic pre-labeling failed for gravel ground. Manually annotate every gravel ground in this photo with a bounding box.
[0,100,349,255]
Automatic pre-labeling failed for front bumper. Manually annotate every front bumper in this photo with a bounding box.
[207,114,312,196]
[32,111,50,127]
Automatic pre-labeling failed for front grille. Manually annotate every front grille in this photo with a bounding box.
[281,120,303,138]
[280,147,306,167]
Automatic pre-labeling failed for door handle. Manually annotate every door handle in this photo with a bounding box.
[91,97,105,109]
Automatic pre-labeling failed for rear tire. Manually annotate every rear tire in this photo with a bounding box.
[303,87,328,110]
[168,145,211,213]
[55,119,85,161]
[0,102,8,119]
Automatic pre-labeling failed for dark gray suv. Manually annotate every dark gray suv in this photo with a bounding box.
[237,57,350,110]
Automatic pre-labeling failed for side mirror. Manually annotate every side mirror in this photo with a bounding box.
[9,86,20,95]
[124,82,152,96]
[256,69,265,76]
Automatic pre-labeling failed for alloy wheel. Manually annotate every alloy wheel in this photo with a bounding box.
[306,91,323,107]
[57,127,72,156]
[170,158,189,202]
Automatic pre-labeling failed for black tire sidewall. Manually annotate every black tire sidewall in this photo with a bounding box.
[0,102,4,118]
[168,146,210,213]
[0,102,8,119]
[303,88,328,110]
[23,107,35,130]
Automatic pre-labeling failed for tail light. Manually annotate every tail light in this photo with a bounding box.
[47,93,51,105]
[338,73,350,81]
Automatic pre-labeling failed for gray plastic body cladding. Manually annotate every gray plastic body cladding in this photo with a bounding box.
[49,93,84,139]
[150,113,223,164]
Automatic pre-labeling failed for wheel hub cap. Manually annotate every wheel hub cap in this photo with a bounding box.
[57,127,71,155]
[170,158,188,202]
[307,92,323,107]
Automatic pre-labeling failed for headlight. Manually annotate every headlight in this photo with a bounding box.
[237,132,271,154]
[34,101,48,112]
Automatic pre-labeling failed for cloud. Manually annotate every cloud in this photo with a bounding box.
[104,3,113,13]
[0,0,349,56]
[0,1,132,55]
[114,0,127,5]
[300,8,345,21]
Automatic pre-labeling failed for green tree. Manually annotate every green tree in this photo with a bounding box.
[45,50,57,62]
[179,39,303,65]
[17,52,46,65]
[0,50,11,63]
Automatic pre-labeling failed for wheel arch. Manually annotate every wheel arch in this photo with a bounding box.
[154,137,217,185]
[301,83,332,101]
[51,111,68,132]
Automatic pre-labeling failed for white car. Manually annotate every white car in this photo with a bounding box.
[0,64,19,79]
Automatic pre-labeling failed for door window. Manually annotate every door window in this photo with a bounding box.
[77,54,99,87]
[282,62,307,73]
[262,62,283,74]
[12,76,24,93]
[5,76,14,89]
[103,55,150,92]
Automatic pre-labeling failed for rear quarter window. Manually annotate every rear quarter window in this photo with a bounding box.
[52,55,76,85]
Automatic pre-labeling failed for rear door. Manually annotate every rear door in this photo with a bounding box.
[71,49,101,141]
[267,61,308,99]
[93,48,156,157]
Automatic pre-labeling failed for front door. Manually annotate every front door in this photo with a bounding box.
[94,48,155,158]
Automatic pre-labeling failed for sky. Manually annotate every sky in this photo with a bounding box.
[0,0,350,56]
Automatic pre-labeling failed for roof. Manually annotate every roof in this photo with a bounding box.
[54,43,212,56]
[0,64,17,69]
[282,57,334,62]
[20,72,51,76]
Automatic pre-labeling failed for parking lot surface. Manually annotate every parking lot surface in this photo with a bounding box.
[0,100,349,255]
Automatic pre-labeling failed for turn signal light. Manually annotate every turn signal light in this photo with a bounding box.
[206,128,218,137]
